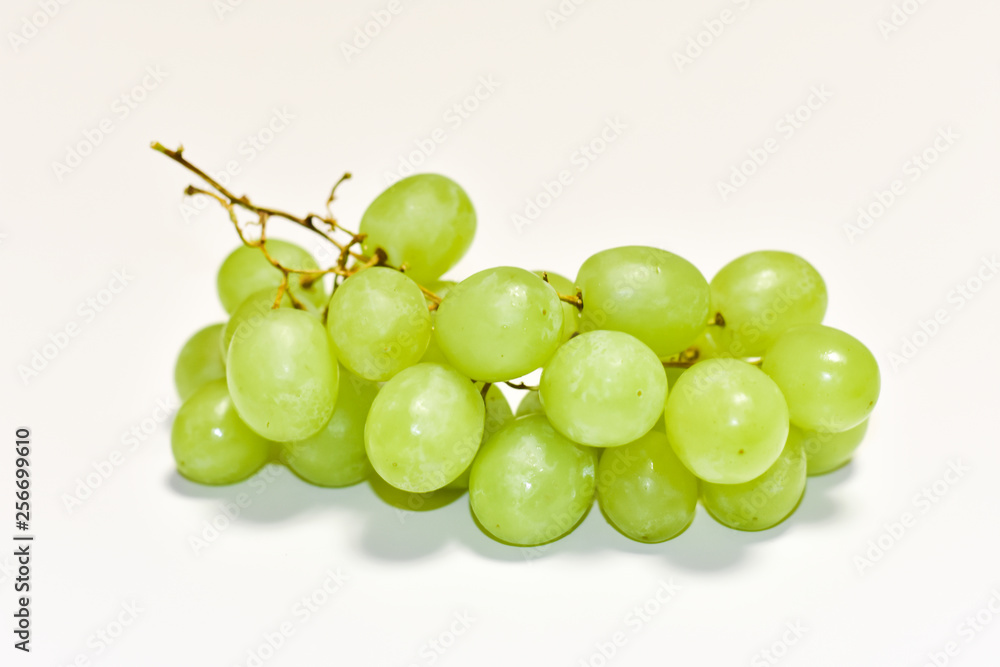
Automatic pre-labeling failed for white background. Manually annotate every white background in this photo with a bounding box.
[2,1,999,665]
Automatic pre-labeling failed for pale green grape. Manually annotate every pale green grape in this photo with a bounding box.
[369,474,464,513]
[227,309,339,442]
[470,415,597,546]
[359,174,476,283]
[762,324,880,433]
[446,384,514,490]
[171,379,271,485]
[535,270,580,342]
[280,368,378,487]
[175,323,226,401]
[711,250,827,357]
[435,267,563,382]
[365,363,484,492]
[665,359,788,484]
[419,330,450,365]
[597,430,698,543]
[327,267,432,382]
[688,324,733,360]
[222,288,294,356]
[216,240,327,313]
[540,331,667,447]
[701,428,806,531]
[424,279,456,302]
[516,390,544,418]
[576,246,710,358]
[799,419,870,476]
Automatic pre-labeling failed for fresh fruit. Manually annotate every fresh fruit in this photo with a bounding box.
[174,323,226,401]
[540,330,668,447]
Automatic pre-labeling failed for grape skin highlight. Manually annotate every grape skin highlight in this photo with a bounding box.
[597,430,698,543]
[365,363,485,493]
[665,358,789,484]
[227,309,339,442]
[710,250,827,357]
[326,267,432,382]
[762,324,880,433]
[435,266,563,382]
[540,330,668,447]
[171,379,271,485]
[576,246,710,358]
[470,415,597,547]
[359,174,476,284]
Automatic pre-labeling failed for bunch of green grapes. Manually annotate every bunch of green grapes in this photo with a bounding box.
[168,166,880,548]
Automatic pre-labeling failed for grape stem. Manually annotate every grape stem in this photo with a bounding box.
[539,272,584,311]
[150,142,445,310]
[504,381,538,391]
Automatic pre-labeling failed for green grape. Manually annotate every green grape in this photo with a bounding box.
[171,379,271,485]
[701,428,806,531]
[576,246,710,358]
[664,358,788,484]
[470,415,597,546]
[227,309,339,442]
[535,270,580,342]
[540,331,667,447]
[710,250,827,357]
[175,323,226,401]
[799,419,870,476]
[419,329,450,365]
[689,324,733,360]
[221,288,295,356]
[515,390,544,418]
[216,240,327,313]
[359,174,476,284]
[597,430,698,543]
[280,368,379,487]
[326,267,431,382]
[435,267,563,382]
[446,384,514,490]
[424,279,456,302]
[365,363,484,492]
[762,324,880,433]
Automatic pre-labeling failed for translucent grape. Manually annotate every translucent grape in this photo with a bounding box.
[280,368,379,487]
[665,359,788,484]
[175,323,226,401]
[576,246,710,358]
[222,288,295,356]
[762,324,880,433]
[326,267,431,382]
[540,330,667,447]
[365,363,484,492]
[359,174,476,284]
[710,250,827,356]
[435,267,563,382]
[469,415,597,546]
[688,324,733,360]
[536,270,580,342]
[446,384,514,490]
[227,309,339,442]
[799,419,870,476]
[597,430,698,543]
[171,379,271,485]
[216,240,327,313]
[515,390,544,418]
[701,429,806,531]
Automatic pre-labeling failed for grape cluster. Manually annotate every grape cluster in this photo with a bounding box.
[170,170,880,547]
